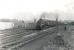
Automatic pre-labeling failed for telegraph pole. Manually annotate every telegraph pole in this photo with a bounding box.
[56,14,58,33]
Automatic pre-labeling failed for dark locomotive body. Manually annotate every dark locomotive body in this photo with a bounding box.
[36,18,63,30]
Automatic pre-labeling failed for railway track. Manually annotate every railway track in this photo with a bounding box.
[0,27,56,50]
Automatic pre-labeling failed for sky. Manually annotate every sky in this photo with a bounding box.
[0,0,74,21]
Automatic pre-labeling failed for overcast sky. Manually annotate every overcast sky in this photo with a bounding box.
[0,0,74,21]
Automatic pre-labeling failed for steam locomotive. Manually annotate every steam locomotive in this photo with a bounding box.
[36,18,63,30]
